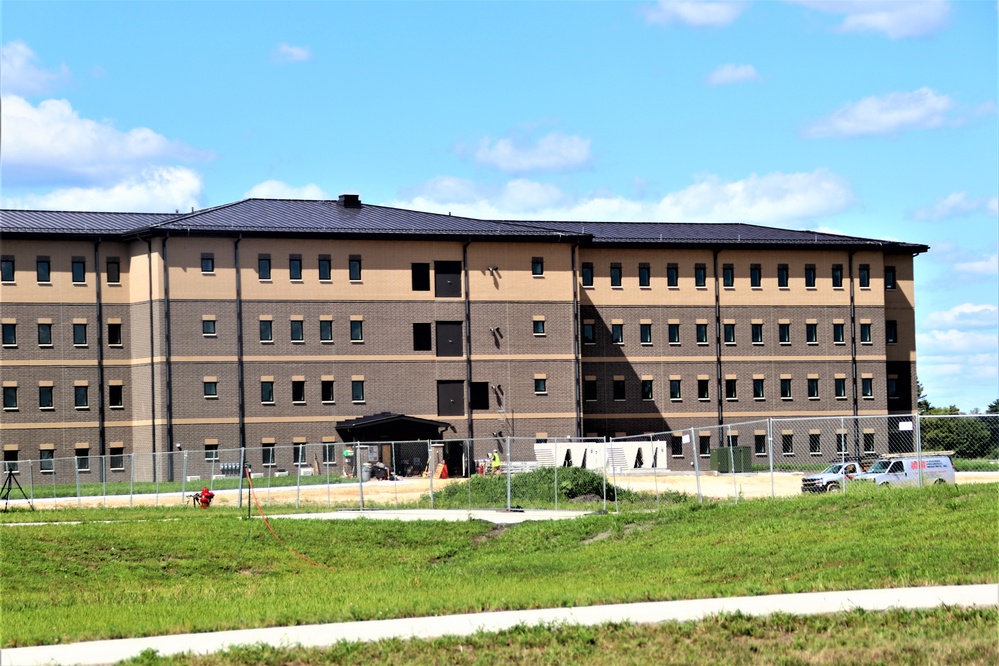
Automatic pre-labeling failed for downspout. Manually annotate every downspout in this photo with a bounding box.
[93,240,107,480]
[234,235,247,506]
[571,242,582,438]
[144,238,159,481]
[462,240,473,474]
[161,233,174,482]
[848,250,860,460]
[713,250,723,425]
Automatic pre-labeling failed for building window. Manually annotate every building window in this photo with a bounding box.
[534,378,547,394]
[807,378,819,399]
[641,379,654,401]
[72,323,88,346]
[322,380,335,403]
[260,381,274,404]
[835,378,847,399]
[583,379,597,401]
[667,323,680,344]
[780,378,792,399]
[694,264,706,287]
[259,320,273,343]
[258,255,271,280]
[413,323,432,351]
[320,319,334,342]
[76,448,91,471]
[753,378,764,399]
[611,323,624,344]
[754,434,766,456]
[886,320,897,344]
[861,377,873,398]
[750,264,761,288]
[833,323,844,344]
[832,264,843,288]
[751,323,763,344]
[106,257,121,284]
[351,380,365,403]
[699,435,711,457]
[698,379,709,400]
[289,255,303,281]
[3,386,17,410]
[581,262,594,287]
[290,319,304,342]
[319,255,332,281]
[669,379,681,401]
[666,263,679,287]
[531,257,544,276]
[107,323,123,347]
[722,264,734,287]
[782,434,794,455]
[322,443,336,465]
[725,379,737,400]
[204,381,218,398]
[411,263,430,291]
[203,319,216,337]
[109,385,124,408]
[2,323,15,347]
[110,447,124,471]
[723,323,735,344]
[72,258,86,284]
[777,264,789,288]
[582,323,596,344]
[350,320,364,342]
[292,380,306,403]
[262,444,275,467]
[38,323,52,347]
[533,319,546,336]
[696,323,708,344]
[670,436,683,457]
[39,385,53,409]
[778,323,790,344]
[641,323,653,344]
[205,445,219,462]
[0,257,13,282]
[809,433,821,455]
[74,385,89,408]
[37,258,51,283]
[610,263,622,287]
[638,263,651,287]
[860,323,872,344]
[612,379,626,401]
[804,264,816,288]
[884,266,896,289]
[293,443,307,466]
[348,256,363,282]
[40,449,54,472]
[863,432,875,453]
[887,377,899,399]
[806,323,818,344]
[836,433,847,454]
[201,254,215,273]
[859,264,870,288]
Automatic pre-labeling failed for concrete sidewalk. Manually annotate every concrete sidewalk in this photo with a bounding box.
[3,584,995,666]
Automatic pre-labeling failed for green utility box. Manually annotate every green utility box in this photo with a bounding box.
[710,446,752,473]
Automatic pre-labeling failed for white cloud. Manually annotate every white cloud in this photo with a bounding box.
[0,167,203,213]
[988,197,999,216]
[1,94,211,187]
[391,169,854,224]
[910,191,998,220]
[954,253,999,276]
[788,1,950,39]
[706,63,761,85]
[244,180,329,200]
[272,43,312,63]
[472,132,592,173]
[917,329,998,355]
[923,303,999,329]
[804,87,954,138]
[0,40,69,96]
[642,1,746,27]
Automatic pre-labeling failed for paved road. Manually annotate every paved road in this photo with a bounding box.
[3,584,995,666]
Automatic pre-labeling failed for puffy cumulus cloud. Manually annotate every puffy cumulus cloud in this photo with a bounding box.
[244,180,329,200]
[0,40,69,96]
[804,87,954,138]
[0,167,202,213]
[923,303,999,329]
[472,132,591,173]
[390,169,854,224]
[641,1,746,27]
[706,63,761,85]
[954,253,999,276]
[1,95,211,187]
[788,0,950,39]
[272,43,312,63]
[910,191,998,220]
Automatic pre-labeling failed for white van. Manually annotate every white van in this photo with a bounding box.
[853,453,956,488]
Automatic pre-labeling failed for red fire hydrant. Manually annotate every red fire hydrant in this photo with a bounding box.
[198,487,215,509]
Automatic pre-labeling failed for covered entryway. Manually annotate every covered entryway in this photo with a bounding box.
[335,413,455,477]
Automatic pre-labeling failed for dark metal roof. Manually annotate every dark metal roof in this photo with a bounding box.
[0,209,177,235]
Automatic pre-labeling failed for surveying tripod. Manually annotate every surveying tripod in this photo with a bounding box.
[1,468,34,511]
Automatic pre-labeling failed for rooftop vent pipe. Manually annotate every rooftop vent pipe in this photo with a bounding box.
[339,193,362,208]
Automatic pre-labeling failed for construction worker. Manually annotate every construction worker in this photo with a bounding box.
[490,449,502,475]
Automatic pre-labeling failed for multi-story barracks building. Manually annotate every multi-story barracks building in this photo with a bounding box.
[0,194,927,479]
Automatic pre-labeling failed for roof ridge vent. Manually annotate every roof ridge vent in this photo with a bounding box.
[339,193,362,209]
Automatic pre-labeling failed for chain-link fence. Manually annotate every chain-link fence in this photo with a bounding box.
[3,414,996,510]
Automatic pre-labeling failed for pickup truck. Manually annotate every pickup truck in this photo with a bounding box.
[801,461,865,493]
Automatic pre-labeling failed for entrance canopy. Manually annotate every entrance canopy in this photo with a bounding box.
[335,412,452,443]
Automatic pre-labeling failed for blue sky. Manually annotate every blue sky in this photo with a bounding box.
[2,1,996,410]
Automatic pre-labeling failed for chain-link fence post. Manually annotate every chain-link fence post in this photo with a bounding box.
[554,438,559,512]
[689,428,703,505]
[27,459,34,505]
[128,454,134,508]
[505,435,512,511]
[101,455,107,508]
[914,415,923,488]
[75,458,81,508]
[180,451,188,506]
[357,444,366,511]
[427,440,434,510]
[237,447,246,510]
[768,418,775,498]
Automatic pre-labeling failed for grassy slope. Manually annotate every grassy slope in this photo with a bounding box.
[2,483,996,648]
